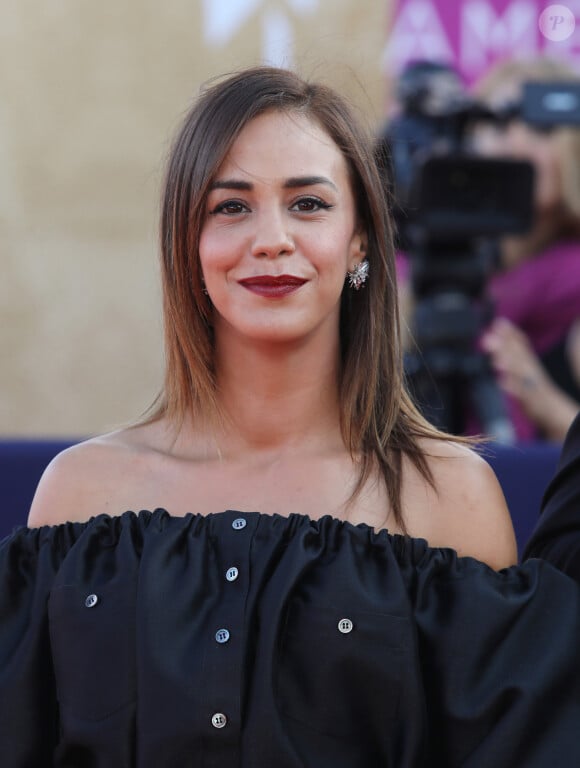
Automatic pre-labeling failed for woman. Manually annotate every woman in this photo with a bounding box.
[2,67,580,767]
[27,69,516,564]
[474,57,580,441]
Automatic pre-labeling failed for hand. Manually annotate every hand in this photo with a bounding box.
[481,317,579,441]
[481,318,550,406]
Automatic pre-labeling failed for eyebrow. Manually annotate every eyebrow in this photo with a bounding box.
[284,175,337,191]
[208,175,338,192]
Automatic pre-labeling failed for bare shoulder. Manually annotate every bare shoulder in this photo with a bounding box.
[27,424,161,527]
[402,438,518,570]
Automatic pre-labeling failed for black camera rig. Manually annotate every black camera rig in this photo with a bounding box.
[380,60,580,440]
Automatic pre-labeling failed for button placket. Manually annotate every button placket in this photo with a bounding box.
[202,512,256,750]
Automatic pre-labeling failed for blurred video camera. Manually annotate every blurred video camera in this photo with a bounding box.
[380,59,580,440]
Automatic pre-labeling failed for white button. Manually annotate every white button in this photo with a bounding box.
[338,618,354,634]
[232,518,246,530]
[215,628,230,644]
[211,712,227,729]
[85,594,98,608]
[226,567,239,582]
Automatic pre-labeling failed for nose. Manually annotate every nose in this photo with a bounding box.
[250,208,295,259]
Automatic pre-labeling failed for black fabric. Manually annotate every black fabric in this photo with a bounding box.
[523,412,580,580]
[2,509,580,767]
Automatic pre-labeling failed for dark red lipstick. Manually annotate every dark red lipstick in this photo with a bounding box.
[238,275,307,298]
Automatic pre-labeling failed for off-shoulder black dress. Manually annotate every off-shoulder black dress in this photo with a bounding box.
[1,508,580,767]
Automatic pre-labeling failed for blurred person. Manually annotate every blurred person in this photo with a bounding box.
[474,57,580,441]
[482,316,580,441]
[2,66,580,766]
[524,410,580,578]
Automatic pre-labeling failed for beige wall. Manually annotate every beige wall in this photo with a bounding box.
[1,0,393,437]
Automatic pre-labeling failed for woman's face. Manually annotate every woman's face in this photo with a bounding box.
[475,121,562,214]
[472,81,563,214]
[199,109,364,347]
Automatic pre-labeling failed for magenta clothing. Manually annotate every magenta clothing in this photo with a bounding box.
[489,241,580,355]
[395,252,410,284]
[488,242,580,441]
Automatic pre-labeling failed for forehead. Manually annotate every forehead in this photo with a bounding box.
[481,76,524,111]
[215,110,350,181]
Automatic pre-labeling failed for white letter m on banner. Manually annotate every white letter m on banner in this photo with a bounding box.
[461,0,537,75]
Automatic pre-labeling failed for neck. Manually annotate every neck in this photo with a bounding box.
[211,332,343,458]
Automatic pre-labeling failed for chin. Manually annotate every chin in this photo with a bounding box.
[215,305,339,348]
[240,324,312,345]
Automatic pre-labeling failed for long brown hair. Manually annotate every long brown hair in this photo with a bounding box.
[148,66,448,528]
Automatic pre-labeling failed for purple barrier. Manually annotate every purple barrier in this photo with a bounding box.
[0,439,79,538]
[484,441,562,557]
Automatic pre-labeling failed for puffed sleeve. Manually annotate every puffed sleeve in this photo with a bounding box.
[411,548,580,766]
[523,412,580,580]
[0,525,75,765]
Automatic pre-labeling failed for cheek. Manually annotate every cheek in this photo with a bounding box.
[533,148,562,210]
[198,226,213,272]
[198,229,235,277]
[501,128,560,211]
[472,126,510,157]
[316,229,357,273]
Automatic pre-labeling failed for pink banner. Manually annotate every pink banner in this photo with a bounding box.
[385,0,580,84]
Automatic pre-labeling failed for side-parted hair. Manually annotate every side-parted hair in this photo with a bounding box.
[148,66,448,528]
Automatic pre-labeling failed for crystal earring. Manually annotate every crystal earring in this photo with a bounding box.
[347,259,369,290]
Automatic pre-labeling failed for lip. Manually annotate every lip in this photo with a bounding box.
[238,274,307,298]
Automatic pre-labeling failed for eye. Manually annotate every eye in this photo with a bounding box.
[291,196,333,213]
[210,199,249,215]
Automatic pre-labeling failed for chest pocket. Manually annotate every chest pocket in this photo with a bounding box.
[48,580,137,722]
[276,600,407,740]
